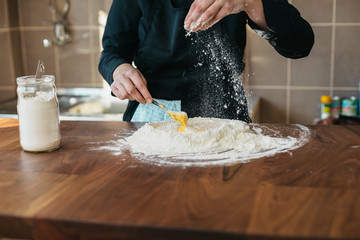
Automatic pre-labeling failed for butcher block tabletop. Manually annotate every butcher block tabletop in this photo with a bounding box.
[0,118,360,240]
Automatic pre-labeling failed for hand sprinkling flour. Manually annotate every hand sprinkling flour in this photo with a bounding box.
[184,0,269,33]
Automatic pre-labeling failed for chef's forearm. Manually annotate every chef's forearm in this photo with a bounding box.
[99,0,141,86]
[244,0,269,31]
[251,0,315,59]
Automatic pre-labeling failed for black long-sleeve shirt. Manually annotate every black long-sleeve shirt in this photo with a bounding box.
[99,0,314,121]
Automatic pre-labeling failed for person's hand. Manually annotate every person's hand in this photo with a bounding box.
[184,0,248,32]
[111,63,152,104]
[184,0,267,32]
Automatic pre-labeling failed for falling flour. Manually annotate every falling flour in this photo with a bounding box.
[184,26,251,121]
[91,118,311,167]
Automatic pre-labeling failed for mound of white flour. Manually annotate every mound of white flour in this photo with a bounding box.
[124,118,310,166]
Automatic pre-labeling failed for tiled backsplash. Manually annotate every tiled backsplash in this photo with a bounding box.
[0,0,112,103]
[1,0,359,124]
[247,0,360,124]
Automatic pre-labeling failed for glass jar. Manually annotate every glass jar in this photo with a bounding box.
[16,75,61,152]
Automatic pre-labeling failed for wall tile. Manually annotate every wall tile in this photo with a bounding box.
[289,89,330,124]
[58,29,92,87]
[292,0,333,23]
[18,0,53,27]
[92,29,104,87]
[334,26,360,88]
[291,26,332,87]
[92,28,101,53]
[67,0,89,26]
[0,31,13,86]
[22,30,56,76]
[336,0,360,23]
[0,0,9,28]
[7,0,19,27]
[93,70,104,87]
[247,30,288,86]
[10,30,24,79]
[91,0,112,26]
[249,89,287,123]
[332,90,359,99]
[0,89,16,103]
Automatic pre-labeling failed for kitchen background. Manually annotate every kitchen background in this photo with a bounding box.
[0,0,359,124]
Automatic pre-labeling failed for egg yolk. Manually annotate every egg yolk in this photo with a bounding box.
[167,111,188,132]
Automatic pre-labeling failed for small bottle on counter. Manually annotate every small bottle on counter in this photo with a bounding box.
[341,96,358,117]
[320,95,332,119]
[358,81,360,117]
[331,96,341,118]
[16,75,61,152]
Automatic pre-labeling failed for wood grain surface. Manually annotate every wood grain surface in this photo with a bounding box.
[0,118,359,240]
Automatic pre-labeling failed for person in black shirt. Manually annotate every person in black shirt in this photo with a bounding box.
[99,0,314,122]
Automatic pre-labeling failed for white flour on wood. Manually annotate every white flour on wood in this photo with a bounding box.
[91,118,310,167]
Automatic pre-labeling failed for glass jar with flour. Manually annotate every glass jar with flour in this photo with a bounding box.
[16,75,61,152]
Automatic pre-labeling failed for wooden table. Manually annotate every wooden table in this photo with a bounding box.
[0,118,360,240]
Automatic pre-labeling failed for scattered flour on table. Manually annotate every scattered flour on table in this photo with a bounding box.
[91,118,311,167]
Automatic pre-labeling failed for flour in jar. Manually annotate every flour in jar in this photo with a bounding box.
[123,117,310,166]
[17,91,61,152]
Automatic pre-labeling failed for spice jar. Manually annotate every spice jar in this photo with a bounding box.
[320,95,332,120]
[16,75,61,152]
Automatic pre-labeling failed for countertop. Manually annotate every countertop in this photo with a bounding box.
[0,118,360,240]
